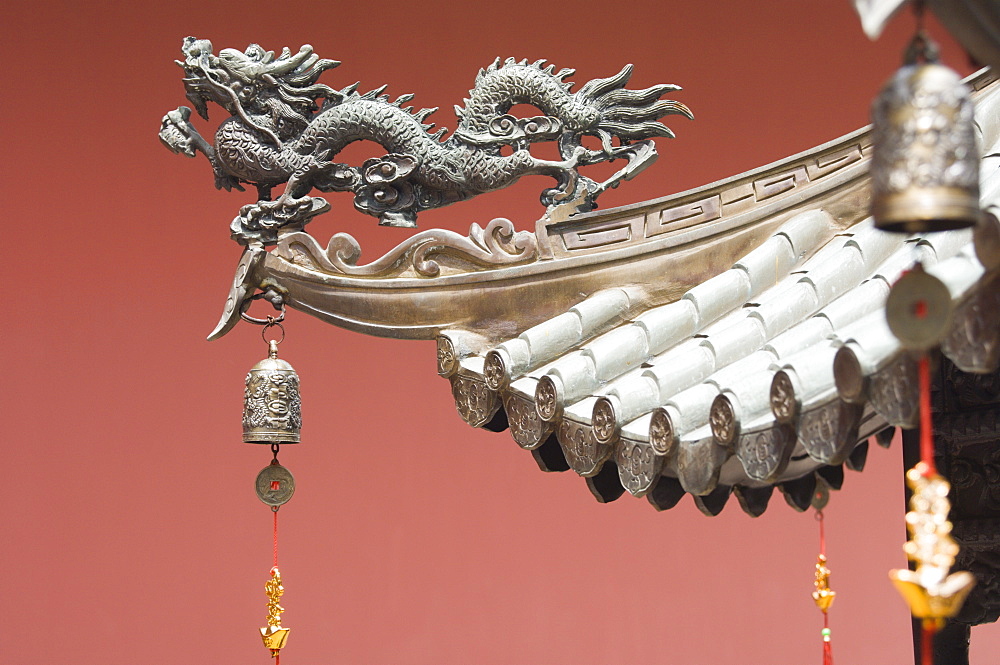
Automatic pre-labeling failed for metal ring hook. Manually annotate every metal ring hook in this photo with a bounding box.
[261,319,286,345]
[239,296,286,326]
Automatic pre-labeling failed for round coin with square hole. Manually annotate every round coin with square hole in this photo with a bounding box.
[886,267,953,351]
[256,463,295,506]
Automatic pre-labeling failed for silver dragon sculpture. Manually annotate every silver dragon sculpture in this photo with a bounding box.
[160,37,692,244]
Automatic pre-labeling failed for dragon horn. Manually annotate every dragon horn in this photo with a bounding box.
[602,99,694,123]
[577,64,633,100]
[267,44,316,76]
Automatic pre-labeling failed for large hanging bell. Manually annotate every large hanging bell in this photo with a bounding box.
[871,35,980,233]
[243,339,301,443]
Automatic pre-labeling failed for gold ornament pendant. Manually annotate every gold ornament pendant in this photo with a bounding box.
[890,463,976,628]
[261,567,290,657]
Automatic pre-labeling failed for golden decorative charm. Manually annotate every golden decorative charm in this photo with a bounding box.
[812,553,836,613]
[260,567,290,657]
[889,463,976,628]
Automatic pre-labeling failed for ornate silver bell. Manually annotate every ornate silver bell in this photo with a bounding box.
[243,339,301,443]
[871,33,980,233]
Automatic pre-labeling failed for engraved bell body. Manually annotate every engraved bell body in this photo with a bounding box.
[243,340,301,443]
[871,61,980,233]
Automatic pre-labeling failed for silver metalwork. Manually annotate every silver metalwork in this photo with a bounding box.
[871,32,980,232]
[769,371,799,424]
[868,354,920,428]
[734,423,795,483]
[941,272,1000,373]
[556,419,613,477]
[503,392,551,450]
[244,339,302,444]
[535,376,561,422]
[798,400,863,465]
[449,375,499,428]
[160,37,1000,514]
[648,408,677,457]
[436,336,458,377]
[709,394,738,447]
[615,439,662,497]
[591,397,618,444]
[162,38,690,243]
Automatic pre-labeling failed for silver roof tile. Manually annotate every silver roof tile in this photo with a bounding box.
[871,244,922,283]
[544,352,598,403]
[776,342,840,408]
[569,287,634,323]
[733,234,797,295]
[799,244,868,305]
[700,317,767,367]
[792,225,851,271]
[563,395,598,422]
[521,314,586,360]
[508,376,537,399]
[621,412,653,443]
[643,340,716,400]
[845,221,907,270]
[583,324,650,381]
[663,383,720,437]
[914,228,974,264]
[682,268,753,326]
[776,209,834,261]
[602,373,662,426]
[697,306,752,337]
[815,278,890,329]
[749,281,820,338]
[496,287,633,379]
[633,299,698,355]
[706,349,776,390]
[765,317,834,358]
[928,249,986,297]
[837,308,898,359]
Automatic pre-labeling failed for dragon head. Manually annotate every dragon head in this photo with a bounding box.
[177,37,341,141]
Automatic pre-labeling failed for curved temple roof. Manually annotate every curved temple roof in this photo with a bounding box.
[427,71,1000,516]
[235,71,1000,516]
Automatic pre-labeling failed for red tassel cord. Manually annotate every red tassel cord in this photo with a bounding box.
[813,510,835,665]
[273,507,279,569]
[823,613,833,665]
[918,354,936,477]
[274,508,280,665]
[922,621,936,665]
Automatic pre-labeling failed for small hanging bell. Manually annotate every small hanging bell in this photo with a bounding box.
[871,32,980,233]
[243,338,301,444]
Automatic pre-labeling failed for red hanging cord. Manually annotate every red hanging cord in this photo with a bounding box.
[823,613,833,665]
[922,622,935,665]
[819,508,826,553]
[918,354,936,476]
[273,507,279,569]
[917,353,937,665]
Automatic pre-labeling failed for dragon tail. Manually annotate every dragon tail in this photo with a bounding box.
[576,64,693,150]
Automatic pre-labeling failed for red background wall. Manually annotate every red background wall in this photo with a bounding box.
[7,1,999,663]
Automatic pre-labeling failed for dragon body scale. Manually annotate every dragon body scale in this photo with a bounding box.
[160,38,692,243]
